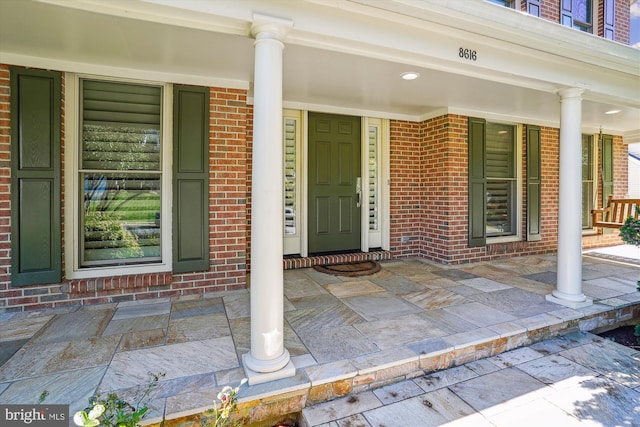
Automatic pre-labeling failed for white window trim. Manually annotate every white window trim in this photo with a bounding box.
[283,109,303,255]
[487,123,523,245]
[64,73,173,279]
[363,117,389,250]
[582,133,598,235]
[284,110,390,257]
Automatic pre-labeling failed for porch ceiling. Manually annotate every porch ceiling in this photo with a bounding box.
[1,0,639,137]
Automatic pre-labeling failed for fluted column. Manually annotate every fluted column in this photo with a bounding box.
[546,88,592,309]
[242,14,295,385]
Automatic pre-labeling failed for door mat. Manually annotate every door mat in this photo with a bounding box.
[313,261,381,277]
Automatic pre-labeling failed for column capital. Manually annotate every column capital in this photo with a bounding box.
[557,87,584,100]
[251,13,293,42]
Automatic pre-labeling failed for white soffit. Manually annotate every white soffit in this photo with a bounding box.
[1,0,638,133]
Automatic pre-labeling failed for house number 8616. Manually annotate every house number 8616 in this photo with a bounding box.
[459,48,477,61]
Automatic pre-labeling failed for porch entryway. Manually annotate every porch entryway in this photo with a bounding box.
[283,111,388,259]
[308,112,362,254]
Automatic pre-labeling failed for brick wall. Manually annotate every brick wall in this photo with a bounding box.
[583,134,628,249]
[390,116,625,265]
[615,0,631,45]
[420,115,476,264]
[389,120,422,257]
[597,0,631,44]
[537,0,630,45]
[539,0,560,23]
[0,65,630,310]
[0,67,249,312]
[245,106,253,271]
[0,65,11,307]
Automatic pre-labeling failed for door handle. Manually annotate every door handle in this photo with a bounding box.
[356,177,362,208]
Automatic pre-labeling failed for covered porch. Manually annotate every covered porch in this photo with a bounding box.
[0,249,638,425]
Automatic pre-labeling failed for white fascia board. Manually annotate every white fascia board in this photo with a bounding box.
[347,0,639,74]
[34,0,639,106]
[292,1,639,106]
[624,129,640,145]
[0,52,250,90]
[276,98,421,122]
[36,0,250,35]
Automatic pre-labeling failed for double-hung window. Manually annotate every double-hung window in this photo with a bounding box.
[485,0,515,8]
[486,123,518,237]
[80,80,163,267]
[484,0,540,16]
[67,76,173,278]
[468,118,523,247]
[561,0,593,33]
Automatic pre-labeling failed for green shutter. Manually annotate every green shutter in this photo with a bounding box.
[526,126,542,241]
[468,117,486,247]
[172,85,210,273]
[10,68,62,286]
[601,134,614,235]
[601,134,614,204]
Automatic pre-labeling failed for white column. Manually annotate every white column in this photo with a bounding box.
[546,88,592,309]
[242,14,295,385]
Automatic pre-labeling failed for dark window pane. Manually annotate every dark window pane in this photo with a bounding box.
[486,0,514,7]
[485,123,516,237]
[487,180,515,236]
[82,173,161,266]
[573,0,591,24]
[82,80,161,171]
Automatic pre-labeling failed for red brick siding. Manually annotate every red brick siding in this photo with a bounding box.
[0,65,630,310]
[390,116,626,265]
[245,105,253,271]
[539,0,560,22]
[419,115,479,264]
[537,0,630,45]
[583,134,627,249]
[602,0,631,45]
[389,120,422,257]
[0,65,11,309]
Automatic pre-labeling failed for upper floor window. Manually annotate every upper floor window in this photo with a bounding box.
[486,0,515,8]
[485,0,541,17]
[561,0,593,33]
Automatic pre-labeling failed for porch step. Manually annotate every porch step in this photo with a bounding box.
[283,250,392,270]
[146,302,638,427]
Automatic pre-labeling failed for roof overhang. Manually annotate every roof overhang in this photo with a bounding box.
[1,0,638,138]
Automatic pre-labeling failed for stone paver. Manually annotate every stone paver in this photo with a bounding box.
[303,333,640,426]
[0,249,638,427]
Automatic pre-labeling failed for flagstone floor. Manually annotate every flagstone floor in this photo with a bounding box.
[0,249,639,426]
[302,331,640,427]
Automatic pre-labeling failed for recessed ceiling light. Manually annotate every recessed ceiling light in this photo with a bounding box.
[605,109,621,115]
[401,72,420,80]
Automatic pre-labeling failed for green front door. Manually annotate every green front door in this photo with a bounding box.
[308,112,361,254]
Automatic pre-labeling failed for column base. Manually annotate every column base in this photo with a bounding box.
[242,353,296,386]
[546,293,593,309]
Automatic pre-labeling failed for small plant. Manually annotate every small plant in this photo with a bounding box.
[208,378,247,427]
[619,216,640,247]
[73,372,165,427]
[620,215,640,346]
